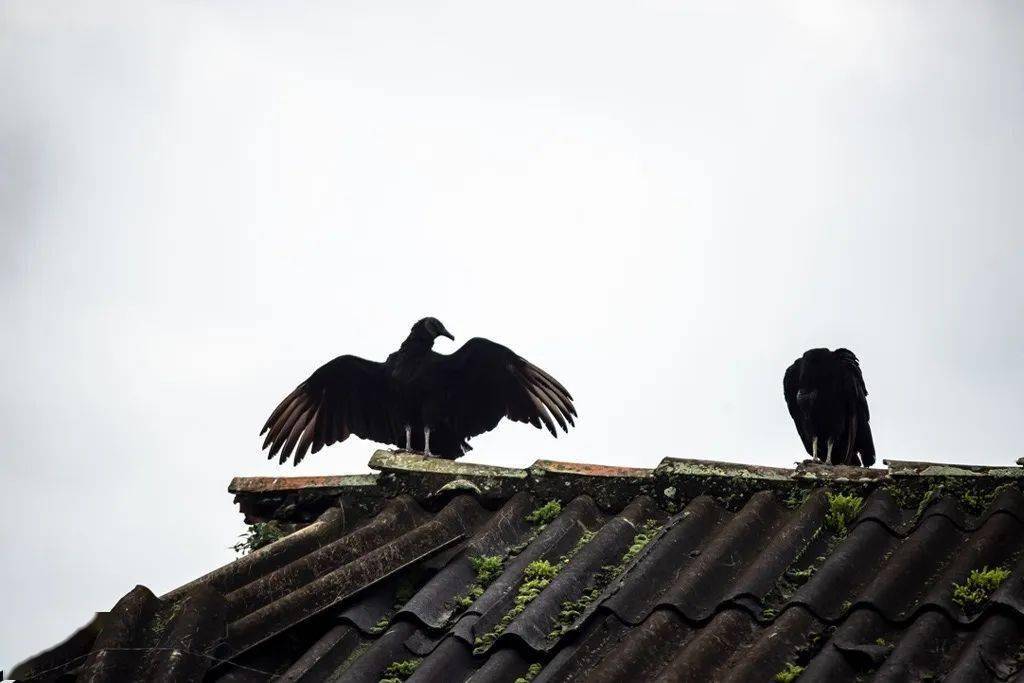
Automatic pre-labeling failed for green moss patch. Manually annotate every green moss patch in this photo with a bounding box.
[379,658,421,683]
[514,663,542,682]
[370,615,391,634]
[471,555,504,584]
[824,493,864,533]
[232,522,289,555]
[450,554,506,613]
[773,662,804,682]
[952,565,1011,609]
[526,500,563,526]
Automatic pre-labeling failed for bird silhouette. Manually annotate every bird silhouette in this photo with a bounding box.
[261,317,576,463]
[784,348,875,466]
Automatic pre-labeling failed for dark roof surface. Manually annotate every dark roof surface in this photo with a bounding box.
[11,451,1024,682]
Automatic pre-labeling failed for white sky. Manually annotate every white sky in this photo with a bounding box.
[2,0,1022,670]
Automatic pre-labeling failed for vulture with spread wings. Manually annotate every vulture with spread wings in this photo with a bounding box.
[260,317,576,463]
[783,348,875,467]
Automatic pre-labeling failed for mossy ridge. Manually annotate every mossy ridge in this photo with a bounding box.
[659,466,778,512]
[232,521,289,555]
[446,499,569,625]
[379,658,421,683]
[884,479,1019,522]
[661,458,881,514]
[548,520,662,640]
[760,491,863,618]
[952,565,1011,610]
[473,527,598,654]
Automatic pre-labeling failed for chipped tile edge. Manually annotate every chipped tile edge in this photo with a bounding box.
[229,474,381,494]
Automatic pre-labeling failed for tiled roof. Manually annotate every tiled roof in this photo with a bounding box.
[11,452,1024,682]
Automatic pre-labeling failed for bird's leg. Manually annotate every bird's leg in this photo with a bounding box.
[826,438,835,465]
[404,425,412,451]
[812,436,819,461]
[423,427,432,457]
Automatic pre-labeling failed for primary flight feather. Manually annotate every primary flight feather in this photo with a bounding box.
[260,317,576,463]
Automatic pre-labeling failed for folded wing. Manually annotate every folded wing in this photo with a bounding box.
[835,348,874,466]
[783,358,812,455]
[436,338,576,440]
[260,355,403,464]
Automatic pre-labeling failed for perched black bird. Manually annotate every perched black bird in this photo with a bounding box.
[260,317,576,463]
[783,348,875,467]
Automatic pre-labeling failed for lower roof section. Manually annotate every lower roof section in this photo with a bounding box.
[11,451,1024,682]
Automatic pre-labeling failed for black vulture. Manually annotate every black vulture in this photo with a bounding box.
[783,348,875,467]
[260,317,576,463]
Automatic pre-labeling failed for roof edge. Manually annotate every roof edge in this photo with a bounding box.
[229,473,379,494]
[230,450,1024,523]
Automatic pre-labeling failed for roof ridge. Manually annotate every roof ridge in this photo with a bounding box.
[229,450,1024,524]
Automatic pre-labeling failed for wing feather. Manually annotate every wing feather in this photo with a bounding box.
[261,387,302,435]
[268,400,313,458]
[260,355,403,464]
[293,405,321,464]
[264,395,308,446]
[525,362,573,400]
[532,380,575,427]
[432,337,576,441]
[525,368,577,417]
[521,383,558,436]
[278,402,317,462]
[522,380,567,433]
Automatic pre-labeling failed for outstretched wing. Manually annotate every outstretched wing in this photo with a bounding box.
[260,355,403,464]
[783,358,812,455]
[835,348,874,466]
[435,338,576,440]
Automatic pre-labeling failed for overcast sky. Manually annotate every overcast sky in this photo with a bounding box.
[2,0,1023,670]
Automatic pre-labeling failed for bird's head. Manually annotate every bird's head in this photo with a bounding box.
[411,317,455,343]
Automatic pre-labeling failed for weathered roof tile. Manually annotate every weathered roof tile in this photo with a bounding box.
[11,450,1024,682]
